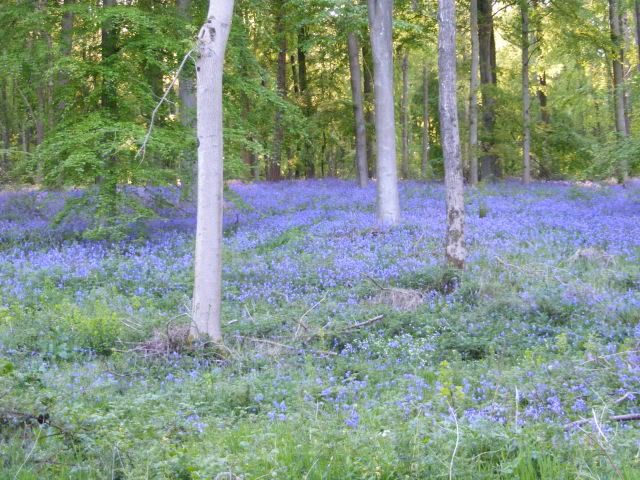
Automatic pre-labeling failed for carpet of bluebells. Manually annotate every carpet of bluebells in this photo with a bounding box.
[1,180,639,479]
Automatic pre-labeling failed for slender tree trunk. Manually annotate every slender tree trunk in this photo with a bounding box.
[270,1,286,181]
[177,0,196,127]
[57,0,74,113]
[362,42,375,178]
[348,32,369,188]
[537,72,549,123]
[422,65,430,179]
[298,27,314,178]
[177,0,198,196]
[191,0,234,342]
[469,0,479,185]
[100,0,119,214]
[610,0,628,138]
[438,0,466,269]
[635,0,640,72]
[368,0,401,225]
[401,52,410,179]
[478,0,497,181]
[0,81,9,171]
[521,0,531,184]
[290,54,299,94]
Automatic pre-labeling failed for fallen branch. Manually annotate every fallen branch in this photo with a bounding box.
[341,314,385,332]
[565,412,640,430]
[234,335,337,357]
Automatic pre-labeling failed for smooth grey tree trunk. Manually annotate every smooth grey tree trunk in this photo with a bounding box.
[610,0,628,138]
[609,0,630,180]
[191,0,234,342]
[421,65,430,179]
[635,0,640,72]
[438,0,466,269]
[521,0,531,184]
[269,2,286,181]
[298,27,314,178]
[362,43,375,178]
[401,52,410,179]
[57,0,73,113]
[347,32,369,188]
[177,0,198,198]
[368,0,400,225]
[469,0,479,185]
[478,0,498,180]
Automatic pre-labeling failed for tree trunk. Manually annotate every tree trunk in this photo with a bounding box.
[362,42,375,178]
[100,0,119,215]
[57,0,74,113]
[610,0,629,138]
[401,52,410,179]
[469,0,479,185]
[421,65,430,179]
[270,1,286,181]
[368,0,401,225]
[635,0,640,72]
[298,27,314,178]
[348,32,369,188]
[537,71,549,124]
[191,0,234,342]
[438,0,466,269]
[177,0,198,197]
[521,0,531,184]
[478,0,497,181]
[609,0,630,180]
[290,54,299,94]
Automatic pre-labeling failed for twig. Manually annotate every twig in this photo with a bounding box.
[448,404,460,480]
[364,274,390,291]
[13,426,41,480]
[574,422,624,480]
[294,293,328,339]
[234,335,337,357]
[341,315,385,333]
[580,350,640,366]
[135,49,195,166]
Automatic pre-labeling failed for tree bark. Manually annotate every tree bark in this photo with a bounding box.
[478,0,498,181]
[177,0,198,197]
[635,0,640,72]
[421,65,430,179]
[610,0,629,138]
[269,1,286,181]
[469,0,479,185]
[521,0,531,184]
[368,0,400,225]
[191,0,234,342]
[348,32,369,188]
[100,0,119,214]
[57,0,74,113]
[362,42,375,178]
[401,52,410,179]
[438,0,466,269]
[298,27,314,178]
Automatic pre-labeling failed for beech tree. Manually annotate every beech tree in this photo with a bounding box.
[191,0,235,341]
[521,0,531,184]
[421,64,430,179]
[347,32,369,188]
[368,0,401,225]
[469,0,479,185]
[438,0,466,268]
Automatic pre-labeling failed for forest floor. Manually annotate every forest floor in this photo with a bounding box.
[1,180,639,479]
